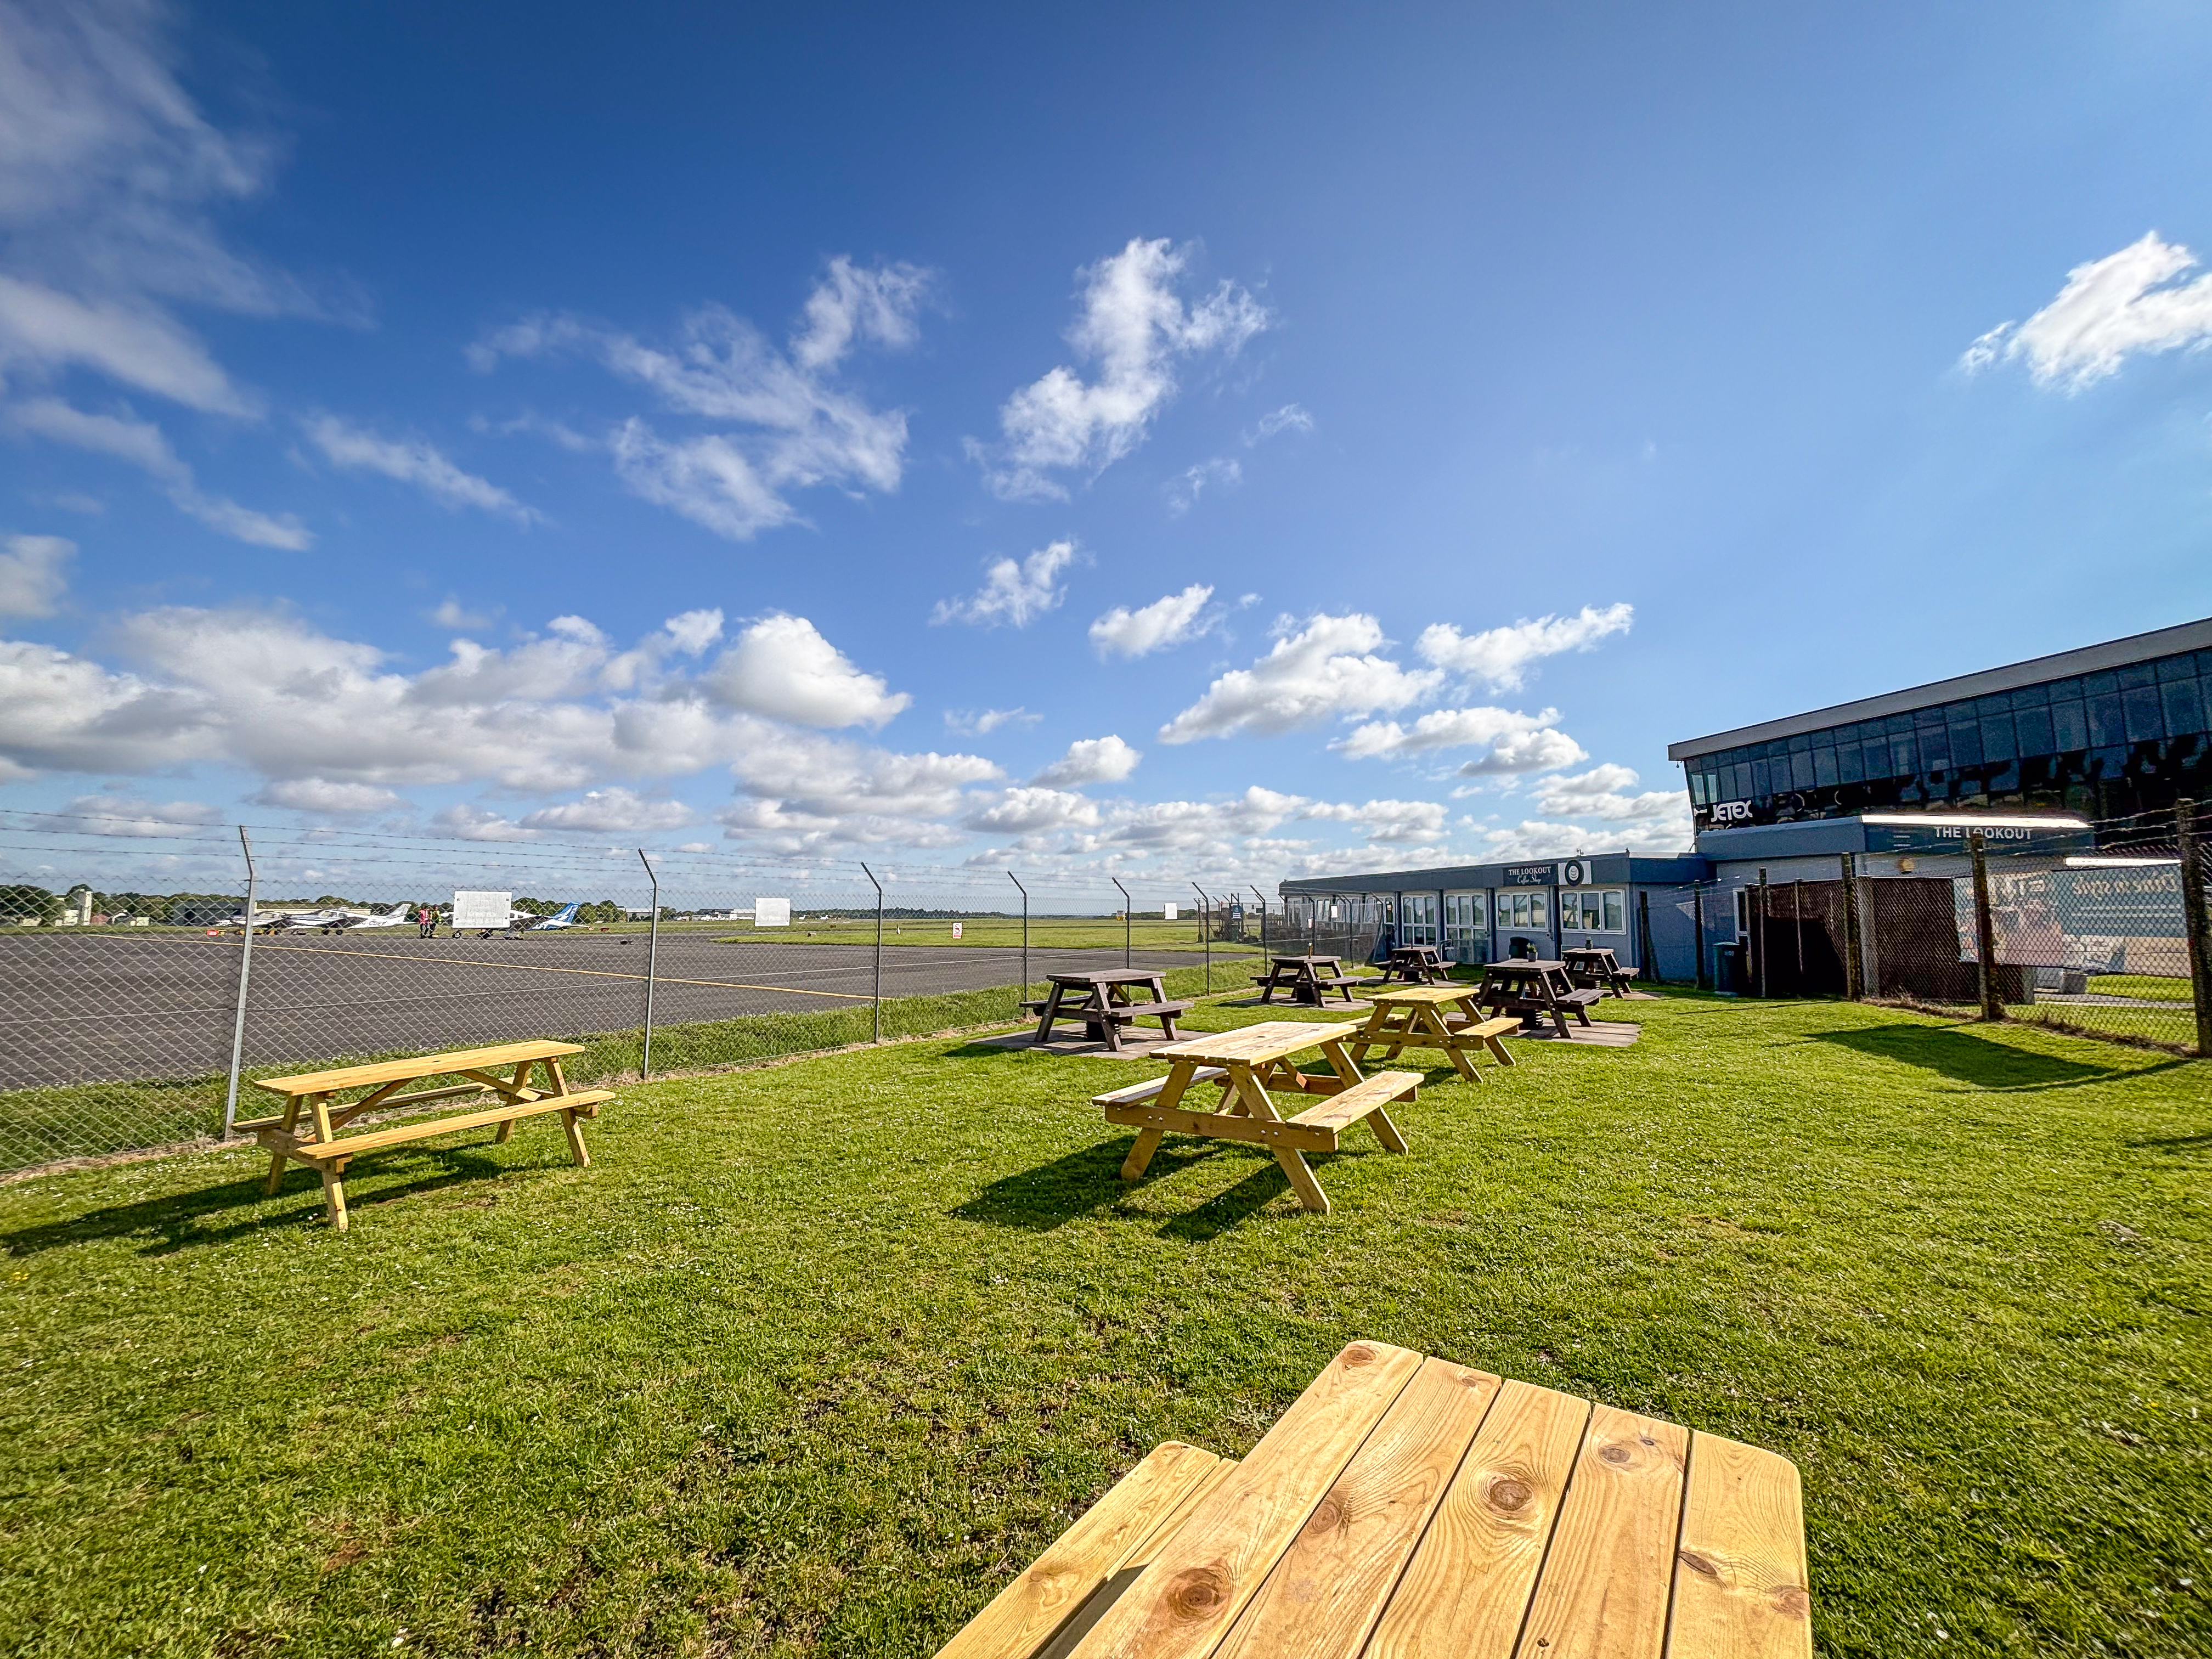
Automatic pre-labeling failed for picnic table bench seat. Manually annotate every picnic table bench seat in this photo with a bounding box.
[930,1340,1813,1659]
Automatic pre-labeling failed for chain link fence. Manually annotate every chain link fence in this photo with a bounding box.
[0,816,1271,1173]
[1655,805,2209,1053]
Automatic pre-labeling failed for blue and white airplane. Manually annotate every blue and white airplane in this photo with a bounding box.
[517,902,582,931]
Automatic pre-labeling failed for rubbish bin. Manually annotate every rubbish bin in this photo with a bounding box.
[1714,942,1748,995]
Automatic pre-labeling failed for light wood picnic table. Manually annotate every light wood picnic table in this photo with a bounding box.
[240,1040,612,1229]
[933,1339,1812,1659]
[1346,984,1520,1084]
[1092,1022,1417,1214]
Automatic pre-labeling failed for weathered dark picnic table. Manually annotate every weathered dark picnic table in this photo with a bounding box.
[1476,958,1604,1037]
[1250,953,1363,1007]
[1562,944,1636,996]
[1375,943,1452,985]
[1025,969,1192,1051]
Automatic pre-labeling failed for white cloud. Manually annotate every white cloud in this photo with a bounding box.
[0,532,70,616]
[1247,403,1314,443]
[945,706,1039,736]
[60,791,220,835]
[1416,603,1633,691]
[252,777,405,815]
[1962,232,2212,388]
[8,398,309,548]
[1531,765,1689,827]
[1089,583,1214,658]
[428,597,495,630]
[1333,704,1565,760]
[1166,457,1239,515]
[432,804,539,842]
[302,416,534,523]
[963,786,1101,834]
[519,787,695,833]
[0,605,903,789]
[472,257,929,539]
[1158,613,1440,743]
[1454,728,1590,776]
[701,613,907,729]
[975,237,1269,500]
[932,539,1075,628]
[1032,734,1141,786]
[661,607,724,656]
[719,729,1001,853]
[1301,797,1449,845]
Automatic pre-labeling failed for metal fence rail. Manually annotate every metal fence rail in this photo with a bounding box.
[0,816,1266,1172]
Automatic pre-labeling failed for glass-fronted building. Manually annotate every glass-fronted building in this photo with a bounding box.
[1668,618,2212,842]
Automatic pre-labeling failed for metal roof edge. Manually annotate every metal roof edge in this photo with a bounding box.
[1664,616,2212,761]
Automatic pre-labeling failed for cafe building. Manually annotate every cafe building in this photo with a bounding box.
[1279,617,2205,983]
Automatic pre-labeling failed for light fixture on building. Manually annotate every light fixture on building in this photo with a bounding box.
[1860,813,2091,830]
[2063,855,2181,868]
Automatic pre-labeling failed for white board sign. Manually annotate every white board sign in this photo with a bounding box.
[950,921,963,939]
[755,896,791,928]
[452,890,512,930]
[1161,902,1177,921]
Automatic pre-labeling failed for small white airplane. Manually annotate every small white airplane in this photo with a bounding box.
[517,902,582,932]
[329,903,414,933]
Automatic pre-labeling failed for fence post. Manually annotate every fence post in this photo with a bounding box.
[636,849,661,1080]
[1192,882,1211,994]
[1754,869,1769,999]
[1692,885,1709,990]
[1969,831,2001,1022]
[860,862,884,1041]
[1110,877,1132,967]
[1839,853,1863,1000]
[220,826,258,1141]
[2177,799,2212,1058]
[1637,889,1657,984]
[1251,887,1268,957]
[1007,871,1028,1006]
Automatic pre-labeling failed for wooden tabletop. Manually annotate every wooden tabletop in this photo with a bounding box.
[1266,955,1342,967]
[1483,958,1566,973]
[1154,1021,1354,1066]
[1049,969,1169,986]
[251,1039,584,1097]
[1047,1340,1810,1659]
[1359,984,1482,1006]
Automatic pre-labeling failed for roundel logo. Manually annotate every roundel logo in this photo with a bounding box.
[1562,859,1587,886]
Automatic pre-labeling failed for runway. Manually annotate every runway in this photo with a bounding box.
[0,930,1215,1087]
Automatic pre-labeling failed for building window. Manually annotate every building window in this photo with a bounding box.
[1560,889,1626,933]
[1503,890,1549,930]
[1398,893,1438,946]
[1443,892,1486,963]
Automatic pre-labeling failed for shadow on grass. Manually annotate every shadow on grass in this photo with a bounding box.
[2,1143,515,1258]
[1805,1024,2187,1090]
[953,1138,1229,1231]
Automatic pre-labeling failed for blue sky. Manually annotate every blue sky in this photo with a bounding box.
[4,0,2212,882]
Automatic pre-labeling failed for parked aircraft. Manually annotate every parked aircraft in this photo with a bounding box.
[328,904,414,933]
[517,902,581,931]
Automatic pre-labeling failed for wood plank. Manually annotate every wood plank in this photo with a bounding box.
[262,1091,613,1160]
[1285,1072,1419,1133]
[1663,1433,1813,1659]
[1092,1068,1227,1107]
[933,1442,1228,1659]
[251,1040,584,1096]
[1061,1340,1425,1659]
[1154,1023,1351,1067]
[1032,1458,1244,1659]
[1102,1103,1340,1155]
[1511,1403,1691,1659]
[1365,1380,1592,1659]
[1212,1357,1500,1659]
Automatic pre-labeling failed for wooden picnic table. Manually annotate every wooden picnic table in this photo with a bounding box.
[1092,1022,1417,1214]
[1375,943,1453,985]
[239,1040,613,1230]
[1026,969,1192,1052]
[1250,953,1364,1007]
[933,1338,1812,1659]
[1562,944,1637,996]
[1346,984,1521,1084]
[1476,958,1603,1039]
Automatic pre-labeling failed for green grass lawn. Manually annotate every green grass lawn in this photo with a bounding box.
[2090,974,2197,1005]
[1,994,2205,1658]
